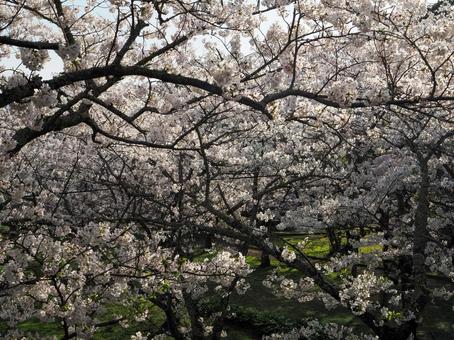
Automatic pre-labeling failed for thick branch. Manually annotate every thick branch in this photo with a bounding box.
[0,36,59,50]
[0,65,269,117]
[8,107,89,154]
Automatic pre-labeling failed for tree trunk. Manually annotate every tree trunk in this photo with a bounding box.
[410,158,430,314]
[260,251,271,267]
[377,320,417,340]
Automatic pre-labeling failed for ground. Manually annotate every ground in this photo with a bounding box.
[1,235,453,339]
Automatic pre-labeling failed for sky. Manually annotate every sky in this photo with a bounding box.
[2,0,280,79]
[1,0,440,80]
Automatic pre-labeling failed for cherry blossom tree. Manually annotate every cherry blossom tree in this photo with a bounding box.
[0,0,453,339]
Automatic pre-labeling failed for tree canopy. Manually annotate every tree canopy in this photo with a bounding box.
[0,1,453,339]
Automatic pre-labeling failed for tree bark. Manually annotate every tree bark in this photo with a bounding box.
[260,251,271,267]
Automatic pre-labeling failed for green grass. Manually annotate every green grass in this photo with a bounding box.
[238,234,454,340]
[358,243,382,254]
[0,319,62,339]
[280,235,332,257]
[223,265,368,339]
[1,234,453,339]
[0,302,166,339]
[245,255,261,267]
[1,320,58,338]
[300,237,331,257]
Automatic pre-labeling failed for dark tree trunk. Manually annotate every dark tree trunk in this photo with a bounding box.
[377,320,417,340]
[260,251,271,267]
[204,232,213,249]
